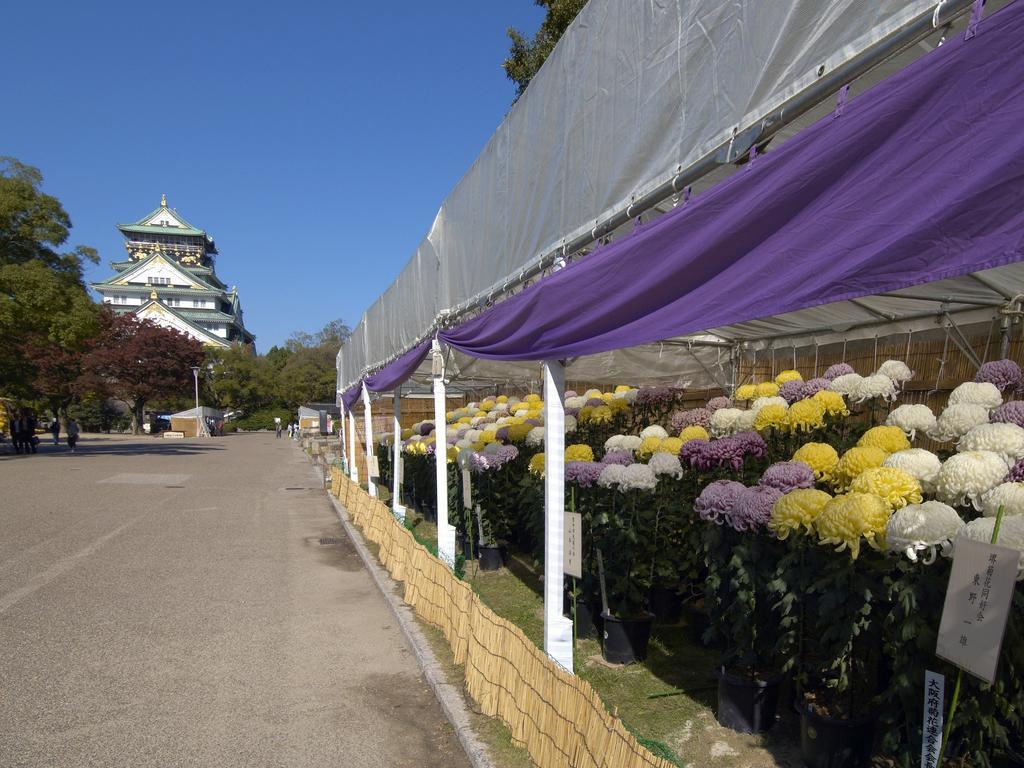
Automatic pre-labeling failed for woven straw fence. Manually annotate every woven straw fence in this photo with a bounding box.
[329,466,672,768]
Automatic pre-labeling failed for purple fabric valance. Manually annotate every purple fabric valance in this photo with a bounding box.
[341,382,362,411]
[364,340,431,393]
[439,3,1024,361]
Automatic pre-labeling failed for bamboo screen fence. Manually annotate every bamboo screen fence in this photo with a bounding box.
[330,468,674,768]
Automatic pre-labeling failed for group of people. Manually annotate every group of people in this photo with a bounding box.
[7,412,79,454]
[275,418,301,439]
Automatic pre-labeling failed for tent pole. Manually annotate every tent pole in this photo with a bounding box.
[362,386,377,497]
[433,340,456,567]
[543,359,574,673]
[348,408,359,483]
[392,387,405,521]
[338,399,349,469]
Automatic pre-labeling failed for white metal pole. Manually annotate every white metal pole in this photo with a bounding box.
[362,385,377,498]
[432,340,456,567]
[348,407,359,483]
[191,366,201,438]
[392,387,405,521]
[543,359,573,673]
[338,398,349,468]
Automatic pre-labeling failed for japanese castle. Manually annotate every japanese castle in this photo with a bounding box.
[91,196,255,348]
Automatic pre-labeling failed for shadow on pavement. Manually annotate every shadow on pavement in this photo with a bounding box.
[0,436,228,460]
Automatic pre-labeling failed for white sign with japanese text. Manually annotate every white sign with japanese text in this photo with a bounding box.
[936,537,1020,685]
[921,670,944,768]
[367,455,380,479]
[462,467,472,510]
[564,512,582,578]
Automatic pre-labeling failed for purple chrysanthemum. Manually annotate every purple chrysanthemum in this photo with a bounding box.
[730,431,768,460]
[824,363,856,381]
[706,396,732,412]
[779,380,811,404]
[419,422,435,436]
[636,386,677,407]
[469,444,519,473]
[585,397,605,407]
[525,418,543,427]
[991,401,1024,428]
[457,427,470,439]
[495,426,510,441]
[566,461,604,488]
[565,407,580,417]
[695,480,745,524]
[727,485,783,532]
[601,450,634,466]
[671,407,711,432]
[1009,458,1024,483]
[976,359,1023,392]
[803,377,830,396]
[565,390,578,398]
[758,461,816,494]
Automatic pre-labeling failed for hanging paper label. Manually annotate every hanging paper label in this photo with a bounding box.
[935,537,1019,684]
[564,511,582,578]
[921,670,944,768]
[462,468,472,510]
[367,455,380,479]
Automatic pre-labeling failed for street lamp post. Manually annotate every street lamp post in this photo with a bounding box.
[191,366,201,438]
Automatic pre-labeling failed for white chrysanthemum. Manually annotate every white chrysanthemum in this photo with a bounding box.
[961,516,1024,579]
[564,415,577,434]
[934,451,1009,510]
[709,408,743,437]
[828,373,864,395]
[928,403,991,442]
[622,389,639,404]
[886,501,964,563]
[446,426,460,438]
[957,422,1024,464]
[883,449,942,492]
[491,402,509,414]
[470,415,488,426]
[886,404,937,440]
[494,416,513,427]
[525,427,546,447]
[455,438,474,451]
[948,381,1003,410]
[465,429,483,443]
[979,482,1024,517]
[647,451,683,479]
[750,396,789,414]
[618,463,659,492]
[849,374,898,403]
[597,463,629,488]
[734,410,758,432]
[875,360,915,384]
[482,441,503,455]
[640,425,669,440]
[565,396,587,410]
[604,434,643,454]
[466,402,479,411]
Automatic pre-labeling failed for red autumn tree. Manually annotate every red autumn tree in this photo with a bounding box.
[21,335,88,420]
[79,310,205,433]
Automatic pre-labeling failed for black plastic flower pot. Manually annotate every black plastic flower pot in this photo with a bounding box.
[799,703,875,768]
[456,530,469,557]
[715,667,783,734]
[478,544,504,571]
[600,612,654,664]
[563,593,598,639]
[422,502,436,523]
[648,586,683,625]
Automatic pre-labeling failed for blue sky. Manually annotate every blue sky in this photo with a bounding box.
[1,2,545,350]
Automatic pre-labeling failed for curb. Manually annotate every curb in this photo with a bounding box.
[310,463,496,768]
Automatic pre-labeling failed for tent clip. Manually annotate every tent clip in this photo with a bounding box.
[834,84,850,119]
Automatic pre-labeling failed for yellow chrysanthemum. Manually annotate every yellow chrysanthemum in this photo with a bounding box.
[479,400,495,412]
[445,446,459,463]
[506,423,534,443]
[812,390,850,417]
[816,492,891,560]
[785,398,826,433]
[401,428,415,440]
[471,441,486,453]
[565,444,595,462]
[849,467,922,511]
[600,392,615,403]
[735,384,757,401]
[607,397,630,413]
[475,410,488,418]
[769,488,833,539]
[446,410,455,421]
[457,416,473,425]
[857,425,911,454]
[513,404,530,415]
[659,437,684,455]
[578,406,594,423]
[832,446,889,491]
[637,436,664,459]
[755,382,780,398]
[527,409,543,420]
[481,429,498,444]
[775,370,803,385]
[529,452,546,476]
[792,442,840,481]
[679,425,710,444]
[615,385,633,394]
[497,395,509,403]
[525,393,541,404]
[753,404,788,431]
[508,416,526,426]
[589,405,614,424]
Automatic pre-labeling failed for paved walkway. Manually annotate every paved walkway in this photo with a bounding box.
[0,433,470,768]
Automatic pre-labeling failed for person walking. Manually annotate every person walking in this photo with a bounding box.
[50,417,60,446]
[66,418,80,452]
[12,413,25,454]
[274,417,282,439]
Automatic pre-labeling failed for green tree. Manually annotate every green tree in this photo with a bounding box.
[205,343,280,415]
[503,0,588,100]
[0,157,98,284]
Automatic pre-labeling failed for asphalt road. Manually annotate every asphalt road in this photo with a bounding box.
[0,432,470,768]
